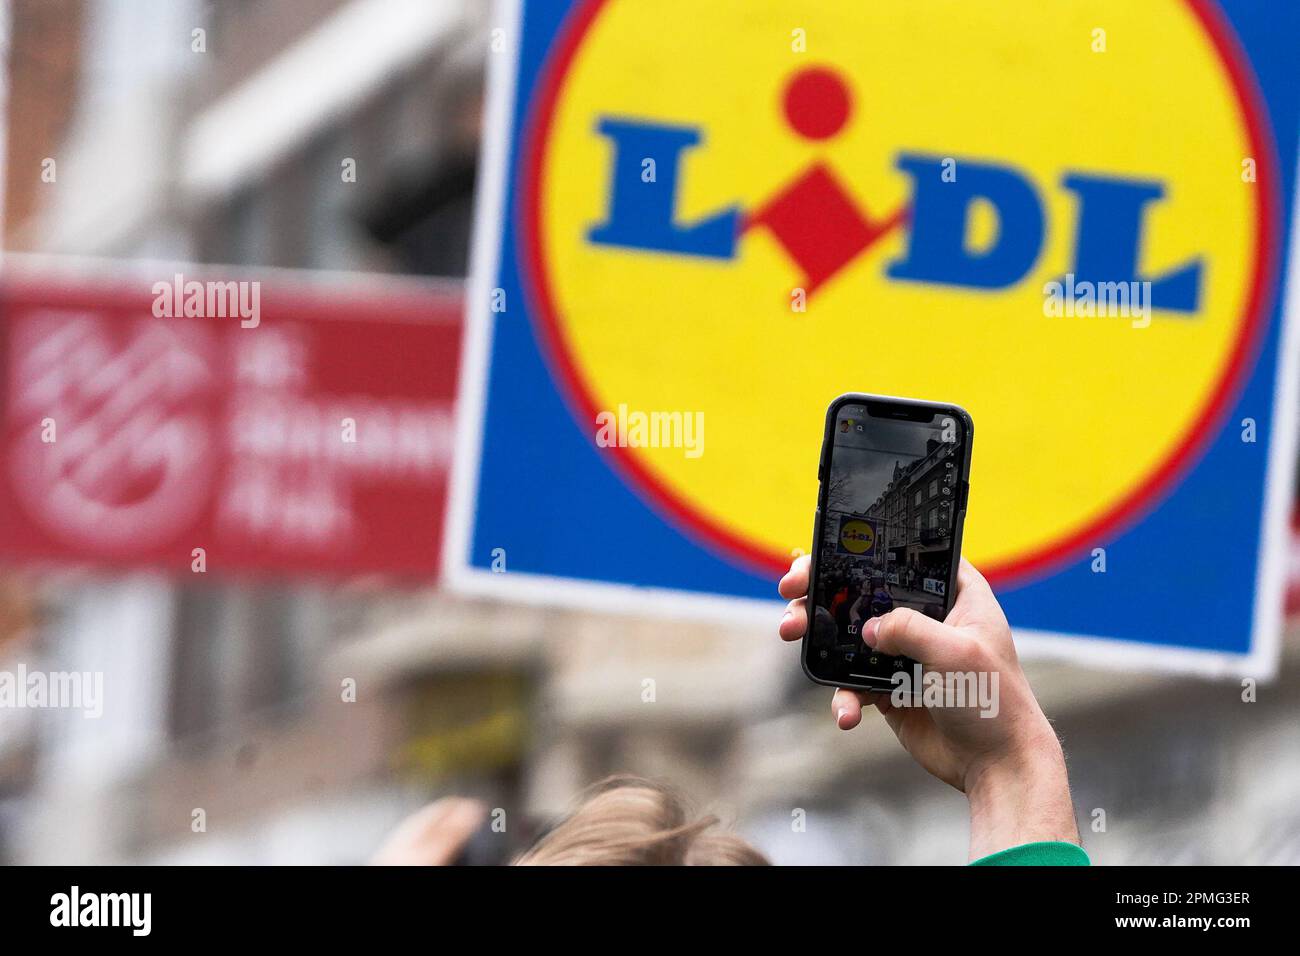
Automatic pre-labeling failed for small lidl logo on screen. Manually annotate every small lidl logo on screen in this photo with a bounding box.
[520,0,1278,586]
[838,517,876,556]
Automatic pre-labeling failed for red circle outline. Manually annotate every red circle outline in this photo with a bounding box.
[518,0,1282,588]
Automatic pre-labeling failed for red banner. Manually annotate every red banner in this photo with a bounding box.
[0,265,461,578]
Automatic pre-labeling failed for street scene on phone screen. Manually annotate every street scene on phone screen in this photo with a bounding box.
[809,407,965,680]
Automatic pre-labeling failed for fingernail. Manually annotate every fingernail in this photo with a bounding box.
[862,617,879,647]
[836,707,849,727]
[781,610,793,627]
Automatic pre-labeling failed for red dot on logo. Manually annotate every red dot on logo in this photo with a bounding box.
[783,66,852,141]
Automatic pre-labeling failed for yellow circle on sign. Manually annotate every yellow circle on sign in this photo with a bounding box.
[839,519,875,556]
[532,0,1266,581]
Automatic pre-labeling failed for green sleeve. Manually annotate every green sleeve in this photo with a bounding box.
[969,841,1090,866]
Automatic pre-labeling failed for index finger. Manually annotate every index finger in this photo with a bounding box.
[778,554,811,600]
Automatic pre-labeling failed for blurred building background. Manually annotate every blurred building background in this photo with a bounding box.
[1,0,1299,865]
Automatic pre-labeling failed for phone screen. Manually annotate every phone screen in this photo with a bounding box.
[805,397,970,689]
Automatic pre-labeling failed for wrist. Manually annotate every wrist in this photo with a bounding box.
[965,730,1079,861]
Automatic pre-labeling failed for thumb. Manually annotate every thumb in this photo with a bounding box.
[863,607,969,666]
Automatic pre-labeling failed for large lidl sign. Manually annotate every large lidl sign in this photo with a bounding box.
[448,0,1300,676]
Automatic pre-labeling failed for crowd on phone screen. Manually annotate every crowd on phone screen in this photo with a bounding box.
[817,555,950,642]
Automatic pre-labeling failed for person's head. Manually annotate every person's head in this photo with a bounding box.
[513,776,770,866]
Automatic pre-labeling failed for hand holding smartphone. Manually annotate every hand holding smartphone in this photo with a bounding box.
[801,393,973,692]
[782,412,1082,857]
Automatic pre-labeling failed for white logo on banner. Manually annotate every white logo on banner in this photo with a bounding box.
[7,311,216,550]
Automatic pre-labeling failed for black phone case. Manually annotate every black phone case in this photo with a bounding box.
[800,392,974,692]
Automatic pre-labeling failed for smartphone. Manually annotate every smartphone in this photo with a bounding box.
[802,393,973,692]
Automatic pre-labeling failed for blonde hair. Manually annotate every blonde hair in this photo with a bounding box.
[513,776,770,866]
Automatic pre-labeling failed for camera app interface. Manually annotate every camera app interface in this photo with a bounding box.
[810,404,964,682]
